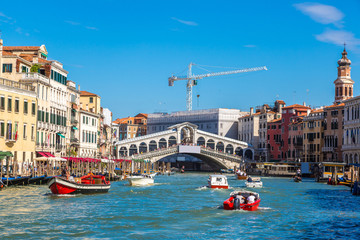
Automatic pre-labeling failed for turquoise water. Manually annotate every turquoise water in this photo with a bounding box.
[0,173,359,239]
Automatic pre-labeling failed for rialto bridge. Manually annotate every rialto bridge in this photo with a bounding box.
[115,122,254,170]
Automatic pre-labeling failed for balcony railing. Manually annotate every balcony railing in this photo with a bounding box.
[21,72,49,85]
[71,118,78,124]
[0,77,36,92]
[322,147,335,152]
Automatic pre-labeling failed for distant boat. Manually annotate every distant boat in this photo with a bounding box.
[127,173,156,186]
[294,176,302,182]
[48,174,110,194]
[207,175,229,189]
[245,177,263,188]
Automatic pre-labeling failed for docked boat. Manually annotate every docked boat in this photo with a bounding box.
[223,190,261,211]
[127,173,156,186]
[48,174,110,194]
[207,175,228,189]
[245,177,263,188]
[2,176,30,186]
[294,176,302,182]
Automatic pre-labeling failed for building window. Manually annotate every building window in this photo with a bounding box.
[23,124,27,139]
[21,66,28,73]
[7,97,12,112]
[15,99,19,113]
[3,64,12,73]
[32,102,36,115]
[31,125,35,140]
[0,121,4,137]
[6,122,12,140]
[24,100,28,114]
[90,97,93,103]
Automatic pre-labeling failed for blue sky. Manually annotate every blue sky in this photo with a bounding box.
[1,1,360,117]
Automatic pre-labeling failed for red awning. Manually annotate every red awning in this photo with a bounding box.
[37,152,55,157]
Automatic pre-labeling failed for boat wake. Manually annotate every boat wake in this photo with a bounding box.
[45,193,77,197]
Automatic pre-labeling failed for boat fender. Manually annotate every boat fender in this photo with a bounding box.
[233,197,240,210]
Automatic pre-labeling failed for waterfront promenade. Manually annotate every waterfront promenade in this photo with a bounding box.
[0,173,359,239]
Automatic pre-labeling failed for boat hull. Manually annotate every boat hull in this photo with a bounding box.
[48,177,110,194]
[236,174,247,180]
[208,185,228,189]
[223,198,261,211]
[127,176,154,186]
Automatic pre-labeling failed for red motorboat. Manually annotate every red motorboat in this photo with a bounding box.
[223,191,261,211]
[48,174,110,194]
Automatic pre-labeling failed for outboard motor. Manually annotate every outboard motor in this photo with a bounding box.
[233,197,240,210]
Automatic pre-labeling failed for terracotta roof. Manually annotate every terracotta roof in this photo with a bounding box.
[269,118,282,123]
[310,109,324,113]
[282,104,311,110]
[2,51,15,56]
[325,103,345,109]
[38,58,51,64]
[3,46,40,51]
[80,90,98,97]
[276,100,286,104]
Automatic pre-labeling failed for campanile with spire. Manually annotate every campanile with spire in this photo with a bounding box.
[334,47,354,104]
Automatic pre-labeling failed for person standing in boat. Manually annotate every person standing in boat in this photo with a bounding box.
[296,168,301,176]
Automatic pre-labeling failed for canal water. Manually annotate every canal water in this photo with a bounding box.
[0,173,359,239]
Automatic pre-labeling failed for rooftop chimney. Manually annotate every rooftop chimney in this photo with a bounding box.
[250,107,254,115]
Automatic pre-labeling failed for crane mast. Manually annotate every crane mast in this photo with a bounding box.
[168,63,267,111]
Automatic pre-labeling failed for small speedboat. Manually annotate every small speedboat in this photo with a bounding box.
[127,173,156,186]
[245,177,263,188]
[223,190,261,211]
[208,175,228,189]
[48,174,110,194]
[294,176,302,182]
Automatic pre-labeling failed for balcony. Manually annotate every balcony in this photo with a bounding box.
[1,77,36,92]
[21,72,49,85]
[71,118,78,125]
[322,147,335,152]
[55,144,63,152]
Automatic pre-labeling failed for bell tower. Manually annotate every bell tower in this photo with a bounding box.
[334,46,354,104]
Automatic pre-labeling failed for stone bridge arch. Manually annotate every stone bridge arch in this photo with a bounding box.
[115,122,254,164]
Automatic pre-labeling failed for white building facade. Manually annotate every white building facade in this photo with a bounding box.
[79,109,99,158]
[147,108,248,140]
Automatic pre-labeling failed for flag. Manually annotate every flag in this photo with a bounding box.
[14,124,18,141]
[113,129,117,138]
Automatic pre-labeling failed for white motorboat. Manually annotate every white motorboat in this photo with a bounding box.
[245,177,263,188]
[208,175,229,189]
[127,173,156,186]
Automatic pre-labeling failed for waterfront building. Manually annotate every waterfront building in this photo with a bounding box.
[342,95,360,164]
[66,81,81,158]
[79,90,101,157]
[323,103,344,162]
[147,109,247,140]
[280,104,310,161]
[79,109,99,158]
[0,77,37,174]
[113,113,148,140]
[267,118,282,161]
[302,109,325,162]
[99,107,113,159]
[239,100,283,161]
[287,116,304,162]
[0,38,79,158]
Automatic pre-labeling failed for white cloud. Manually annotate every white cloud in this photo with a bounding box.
[171,17,198,26]
[315,29,360,50]
[244,45,256,48]
[65,20,80,26]
[85,26,98,31]
[294,3,344,27]
[65,20,99,31]
[0,12,12,20]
